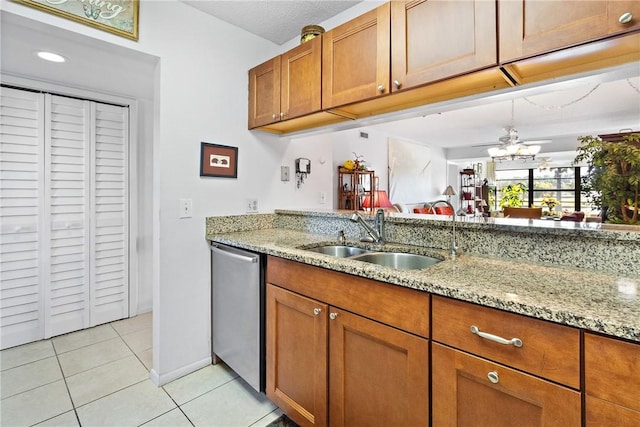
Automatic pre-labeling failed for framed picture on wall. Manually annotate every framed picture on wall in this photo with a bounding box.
[12,0,139,40]
[200,142,238,178]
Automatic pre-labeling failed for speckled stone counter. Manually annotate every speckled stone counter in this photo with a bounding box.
[206,210,640,343]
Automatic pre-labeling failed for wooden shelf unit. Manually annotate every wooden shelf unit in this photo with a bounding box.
[338,168,376,210]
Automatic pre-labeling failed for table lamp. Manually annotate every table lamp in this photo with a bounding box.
[361,190,393,211]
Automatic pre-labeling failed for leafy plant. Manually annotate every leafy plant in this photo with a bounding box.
[499,183,527,208]
[573,133,640,224]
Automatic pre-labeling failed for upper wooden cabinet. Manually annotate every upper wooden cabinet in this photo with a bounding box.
[391,0,497,92]
[248,56,280,129]
[322,3,391,109]
[249,36,322,129]
[499,0,640,63]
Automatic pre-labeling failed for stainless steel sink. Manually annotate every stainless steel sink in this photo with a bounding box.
[305,245,371,258]
[349,252,442,270]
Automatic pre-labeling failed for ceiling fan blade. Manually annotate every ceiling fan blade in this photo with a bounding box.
[471,142,500,147]
[521,139,553,144]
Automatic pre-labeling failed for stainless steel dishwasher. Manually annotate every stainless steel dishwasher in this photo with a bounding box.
[210,243,265,392]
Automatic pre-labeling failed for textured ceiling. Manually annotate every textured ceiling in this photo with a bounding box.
[183,0,363,45]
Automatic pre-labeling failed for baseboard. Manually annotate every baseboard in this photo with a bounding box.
[149,356,212,386]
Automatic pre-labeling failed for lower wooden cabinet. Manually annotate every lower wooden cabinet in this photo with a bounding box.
[328,307,429,427]
[266,283,429,427]
[585,333,640,425]
[266,284,328,427]
[431,343,582,426]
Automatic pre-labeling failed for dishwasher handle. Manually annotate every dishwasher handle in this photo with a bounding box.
[211,244,259,263]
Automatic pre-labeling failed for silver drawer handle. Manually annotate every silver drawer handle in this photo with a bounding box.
[487,371,499,384]
[470,325,523,348]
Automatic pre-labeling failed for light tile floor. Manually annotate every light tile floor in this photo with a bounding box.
[0,312,282,427]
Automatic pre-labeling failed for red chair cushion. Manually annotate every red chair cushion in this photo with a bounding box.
[434,206,454,215]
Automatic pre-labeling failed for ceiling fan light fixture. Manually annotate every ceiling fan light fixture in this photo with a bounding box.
[487,147,504,157]
[489,144,540,161]
[506,144,519,155]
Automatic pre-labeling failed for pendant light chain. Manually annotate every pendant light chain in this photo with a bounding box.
[522,84,601,110]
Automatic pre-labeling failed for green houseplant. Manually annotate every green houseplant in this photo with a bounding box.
[573,133,640,224]
[499,183,527,209]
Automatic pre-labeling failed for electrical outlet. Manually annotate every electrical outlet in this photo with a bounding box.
[319,191,327,204]
[179,198,192,218]
[246,198,258,213]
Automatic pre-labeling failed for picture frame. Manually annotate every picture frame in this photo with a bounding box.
[200,142,238,178]
[12,0,139,41]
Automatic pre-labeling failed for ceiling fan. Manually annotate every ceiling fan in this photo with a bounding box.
[497,126,552,146]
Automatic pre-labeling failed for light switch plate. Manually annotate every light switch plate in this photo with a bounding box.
[179,198,192,218]
[319,191,327,204]
[281,166,290,181]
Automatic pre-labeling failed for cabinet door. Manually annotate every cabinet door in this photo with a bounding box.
[432,343,581,427]
[248,56,281,129]
[607,1,640,34]
[586,396,640,427]
[322,3,390,109]
[391,0,496,91]
[499,1,610,63]
[585,333,640,413]
[281,36,321,121]
[329,307,429,427]
[266,284,328,427]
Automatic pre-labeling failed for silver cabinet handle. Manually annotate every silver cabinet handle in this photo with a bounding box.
[619,12,633,24]
[272,114,277,119]
[393,80,401,89]
[470,325,523,348]
[377,84,384,92]
[487,371,499,384]
[313,308,322,316]
[280,112,285,118]
[329,312,338,320]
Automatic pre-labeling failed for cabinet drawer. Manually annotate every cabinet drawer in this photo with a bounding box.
[432,296,580,388]
[267,256,430,338]
[585,333,640,412]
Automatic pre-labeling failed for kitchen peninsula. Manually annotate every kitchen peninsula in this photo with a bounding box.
[207,210,640,425]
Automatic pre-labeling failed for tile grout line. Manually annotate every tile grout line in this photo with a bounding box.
[52,338,83,427]
[151,387,196,427]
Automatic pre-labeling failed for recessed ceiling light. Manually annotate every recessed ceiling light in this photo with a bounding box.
[36,51,66,63]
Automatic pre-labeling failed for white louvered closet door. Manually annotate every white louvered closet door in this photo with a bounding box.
[0,88,129,349]
[0,87,46,349]
[44,94,91,338]
[90,102,129,326]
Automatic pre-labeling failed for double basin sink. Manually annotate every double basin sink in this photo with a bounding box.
[304,244,442,270]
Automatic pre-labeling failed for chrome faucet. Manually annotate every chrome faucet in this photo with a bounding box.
[350,209,385,243]
[424,200,458,258]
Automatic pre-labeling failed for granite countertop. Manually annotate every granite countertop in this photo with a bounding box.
[208,227,640,343]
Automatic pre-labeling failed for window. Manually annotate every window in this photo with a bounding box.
[495,167,582,212]
[532,167,578,212]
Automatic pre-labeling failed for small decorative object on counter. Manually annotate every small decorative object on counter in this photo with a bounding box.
[540,197,559,215]
[300,25,324,43]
